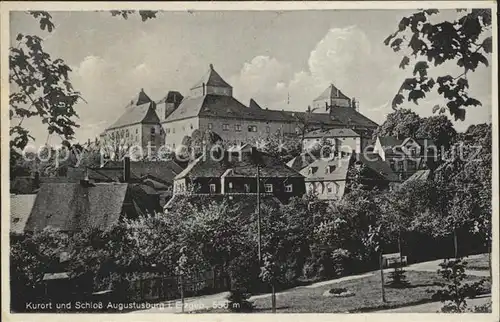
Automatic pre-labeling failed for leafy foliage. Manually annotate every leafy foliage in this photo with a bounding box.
[385,9,492,120]
[433,258,485,312]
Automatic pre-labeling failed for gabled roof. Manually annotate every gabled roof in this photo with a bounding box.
[10,194,37,234]
[378,136,404,148]
[190,64,232,90]
[354,153,400,182]
[300,156,351,182]
[156,91,184,105]
[102,160,183,184]
[25,182,161,233]
[107,89,158,130]
[175,148,303,180]
[249,98,263,109]
[314,83,350,102]
[304,128,361,139]
[25,183,129,232]
[329,107,379,128]
[165,94,299,123]
[286,154,317,171]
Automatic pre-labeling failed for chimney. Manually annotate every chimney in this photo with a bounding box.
[209,63,214,70]
[123,156,131,182]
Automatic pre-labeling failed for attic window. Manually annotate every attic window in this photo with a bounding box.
[12,217,20,223]
[308,166,318,175]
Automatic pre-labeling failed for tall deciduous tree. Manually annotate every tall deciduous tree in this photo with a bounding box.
[385,9,492,120]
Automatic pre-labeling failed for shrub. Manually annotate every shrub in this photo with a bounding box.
[386,262,410,288]
[331,248,351,277]
[329,287,348,294]
[433,258,485,313]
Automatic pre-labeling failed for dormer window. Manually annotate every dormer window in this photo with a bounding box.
[325,165,336,174]
[308,166,318,175]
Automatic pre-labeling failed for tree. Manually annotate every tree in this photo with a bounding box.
[9,11,158,168]
[385,9,492,120]
[373,109,423,139]
[416,115,457,149]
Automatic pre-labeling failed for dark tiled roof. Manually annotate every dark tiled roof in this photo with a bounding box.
[314,83,351,101]
[156,91,184,104]
[175,148,303,180]
[25,182,161,233]
[300,156,351,182]
[354,153,399,182]
[304,128,361,139]
[329,107,379,128]
[378,136,404,148]
[286,154,317,171]
[103,160,183,184]
[25,183,129,232]
[191,64,232,89]
[10,194,37,234]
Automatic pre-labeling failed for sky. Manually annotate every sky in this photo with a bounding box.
[10,9,493,146]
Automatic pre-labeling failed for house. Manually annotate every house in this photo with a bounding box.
[299,152,398,200]
[300,155,351,200]
[172,144,305,202]
[373,136,438,180]
[24,181,162,233]
[302,128,370,153]
[102,89,165,154]
[10,194,37,235]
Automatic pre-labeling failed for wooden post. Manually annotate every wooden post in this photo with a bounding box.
[453,229,458,259]
[379,252,386,303]
[271,283,276,313]
[180,274,184,313]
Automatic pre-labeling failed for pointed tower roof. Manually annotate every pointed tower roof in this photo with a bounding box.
[107,89,159,130]
[314,83,350,102]
[190,64,232,90]
[249,98,263,109]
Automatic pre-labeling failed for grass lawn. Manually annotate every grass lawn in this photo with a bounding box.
[200,270,490,313]
[467,253,491,271]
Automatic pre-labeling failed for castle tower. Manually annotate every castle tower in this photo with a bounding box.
[189,64,233,97]
[312,83,351,113]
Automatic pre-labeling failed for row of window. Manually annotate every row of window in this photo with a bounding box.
[208,183,293,193]
[165,124,194,134]
[306,182,339,194]
[389,159,418,171]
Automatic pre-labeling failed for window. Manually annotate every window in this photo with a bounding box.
[208,123,213,130]
[150,127,156,142]
[389,160,396,171]
[172,128,175,134]
[248,125,257,132]
[235,124,242,132]
[209,184,216,193]
[266,126,270,133]
[327,185,333,193]
[264,184,273,193]
[136,129,138,134]
[190,124,193,130]
[408,160,417,171]
[166,128,170,134]
[244,183,251,193]
[397,160,404,169]
[223,124,230,131]
[285,184,293,192]
[228,182,233,189]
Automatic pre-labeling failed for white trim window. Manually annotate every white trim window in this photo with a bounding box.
[235,124,242,132]
[264,184,273,193]
[209,184,217,193]
[285,184,293,192]
[223,124,230,131]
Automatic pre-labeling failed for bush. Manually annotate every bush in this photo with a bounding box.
[331,248,351,277]
[433,258,485,313]
[329,287,348,294]
[227,288,254,312]
[386,262,410,288]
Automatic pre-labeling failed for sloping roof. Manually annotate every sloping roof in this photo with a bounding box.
[165,94,299,123]
[314,83,350,101]
[286,154,317,171]
[156,91,184,104]
[378,136,404,148]
[304,128,361,139]
[10,194,37,234]
[107,101,159,130]
[405,169,432,182]
[354,153,400,182]
[329,107,379,128]
[249,98,263,109]
[175,148,303,180]
[25,183,129,232]
[300,156,351,182]
[191,64,232,90]
[102,160,183,184]
[287,112,345,127]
